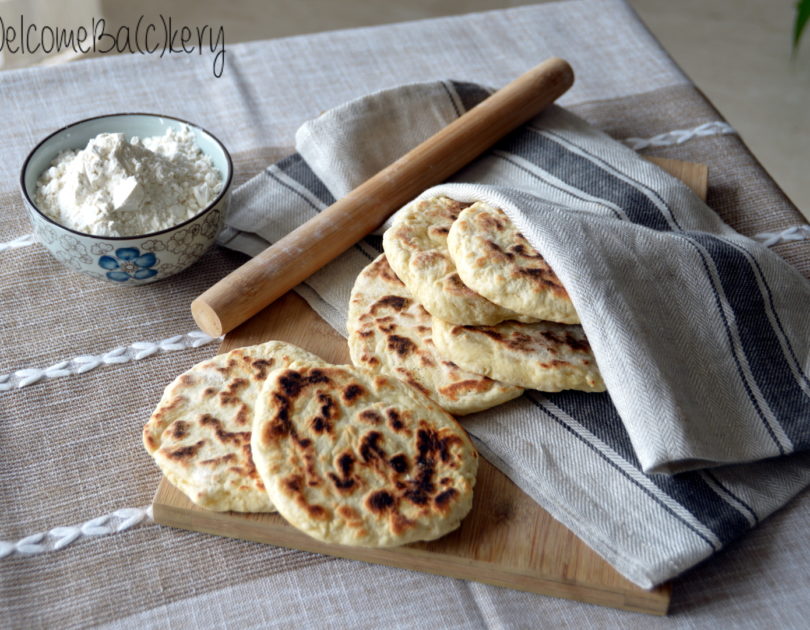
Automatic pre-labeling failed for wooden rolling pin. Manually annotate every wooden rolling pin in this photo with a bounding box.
[192,57,574,337]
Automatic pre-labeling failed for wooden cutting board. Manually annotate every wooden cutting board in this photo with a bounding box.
[152,157,707,616]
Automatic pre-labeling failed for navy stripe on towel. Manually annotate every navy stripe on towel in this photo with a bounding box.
[543,391,752,547]
[687,233,810,449]
[363,234,384,254]
[498,123,808,454]
[275,153,336,207]
[495,128,672,230]
[448,81,491,113]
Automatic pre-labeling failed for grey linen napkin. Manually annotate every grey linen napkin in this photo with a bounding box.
[219,81,810,588]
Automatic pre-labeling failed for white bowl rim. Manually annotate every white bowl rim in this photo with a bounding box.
[19,112,234,241]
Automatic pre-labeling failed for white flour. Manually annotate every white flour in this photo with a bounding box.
[34,126,223,237]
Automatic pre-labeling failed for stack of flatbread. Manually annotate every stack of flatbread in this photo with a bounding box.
[143,340,478,548]
[352,195,604,414]
[143,194,604,549]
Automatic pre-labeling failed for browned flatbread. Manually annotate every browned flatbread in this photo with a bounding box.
[447,202,580,324]
[143,341,322,512]
[432,318,605,392]
[251,360,478,547]
[348,254,523,415]
[382,196,538,325]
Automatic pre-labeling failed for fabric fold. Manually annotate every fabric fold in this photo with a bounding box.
[220,80,810,587]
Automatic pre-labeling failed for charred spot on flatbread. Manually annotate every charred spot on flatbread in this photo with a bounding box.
[347,254,523,416]
[432,318,605,392]
[252,362,478,547]
[142,341,324,513]
[446,203,580,323]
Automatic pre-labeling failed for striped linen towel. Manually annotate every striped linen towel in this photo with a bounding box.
[219,81,810,588]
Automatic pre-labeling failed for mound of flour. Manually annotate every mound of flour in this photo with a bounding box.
[34,126,223,237]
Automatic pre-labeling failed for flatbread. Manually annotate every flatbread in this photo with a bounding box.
[382,196,537,325]
[431,317,605,392]
[348,254,524,415]
[143,341,322,512]
[447,202,580,324]
[251,361,478,547]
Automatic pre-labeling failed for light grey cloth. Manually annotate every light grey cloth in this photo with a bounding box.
[221,80,810,588]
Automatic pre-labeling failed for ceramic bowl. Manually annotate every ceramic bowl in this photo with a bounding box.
[19,113,233,285]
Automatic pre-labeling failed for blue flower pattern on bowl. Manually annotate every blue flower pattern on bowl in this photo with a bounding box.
[99,248,159,282]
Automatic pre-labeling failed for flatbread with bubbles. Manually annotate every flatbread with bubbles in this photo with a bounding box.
[382,196,538,326]
[251,360,478,547]
[432,318,605,392]
[348,254,523,415]
[447,202,580,324]
[143,341,322,512]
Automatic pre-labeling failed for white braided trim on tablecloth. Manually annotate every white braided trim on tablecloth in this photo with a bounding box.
[621,121,736,150]
[0,506,153,558]
[751,224,810,247]
[0,330,221,392]
[0,233,37,252]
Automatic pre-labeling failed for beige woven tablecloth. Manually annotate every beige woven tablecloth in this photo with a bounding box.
[2,1,809,627]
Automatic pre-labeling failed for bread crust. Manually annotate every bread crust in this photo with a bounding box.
[383,196,537,325]
[348,254,523,415]
[432,318,605,392]
[143,341,322,512]
[447,203,580,324]
[252,362,478,547]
